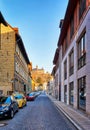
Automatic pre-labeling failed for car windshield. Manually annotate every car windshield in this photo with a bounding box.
[29,93,34,96]
[0,96,11,104]
[15,95,23,99]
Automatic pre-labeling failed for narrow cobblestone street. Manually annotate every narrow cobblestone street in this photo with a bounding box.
[0,93,77,130]
[0,1,90,130]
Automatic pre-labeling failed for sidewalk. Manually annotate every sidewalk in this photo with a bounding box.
[48,95,90,130]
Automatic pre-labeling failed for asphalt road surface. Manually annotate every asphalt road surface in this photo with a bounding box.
[0,92,77,130]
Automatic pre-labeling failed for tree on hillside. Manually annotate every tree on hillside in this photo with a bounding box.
[36,77,42,84]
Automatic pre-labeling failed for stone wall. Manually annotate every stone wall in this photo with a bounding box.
[0,24,15,95]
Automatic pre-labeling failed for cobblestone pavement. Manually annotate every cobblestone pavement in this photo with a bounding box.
[0,93,77,130]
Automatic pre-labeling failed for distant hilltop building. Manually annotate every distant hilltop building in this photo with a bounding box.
[32,65,44,74]
[31,66,52,90]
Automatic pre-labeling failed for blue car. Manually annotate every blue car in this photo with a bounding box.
[0,96,19,119]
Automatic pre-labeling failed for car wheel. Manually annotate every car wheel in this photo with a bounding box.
[16,107,19,112]
[10,110,14,119]
[25,102,27,106]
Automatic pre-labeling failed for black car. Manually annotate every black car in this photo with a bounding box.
[0,96,19,119]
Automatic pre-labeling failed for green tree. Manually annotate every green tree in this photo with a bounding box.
[36,77,42,84]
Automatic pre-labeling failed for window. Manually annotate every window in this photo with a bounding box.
[64,85,67,103]
[69,82,74,105]
[7,91,13,95]
[64,59,67,80]
[65,36,68,52]
[16,44,19,55]
[62,37,68,57]
[15,62,19,73]
[78,33,86,69]
[7,33,9,39]
[78,76,86,110]
[0,90,3,95]
[55,73,58,87]
[62,43,64,57]
[79,0,86,20]
[69,49,74,75]
[70,15,74,39]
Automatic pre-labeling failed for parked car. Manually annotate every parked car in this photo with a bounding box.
[26,92,36,101]
[34,91,41,97]
[14,94,27,108]
[0,95,19,119]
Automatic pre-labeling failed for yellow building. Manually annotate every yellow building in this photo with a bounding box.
[31,79,36,91]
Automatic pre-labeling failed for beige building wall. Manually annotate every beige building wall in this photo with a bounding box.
[0,24,15,95]
[0,23,30,95]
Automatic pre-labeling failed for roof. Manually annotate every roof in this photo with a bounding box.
[16,33,30,64]
[53,48,59,64]
[0,12,7,26]
[58,0,78,47]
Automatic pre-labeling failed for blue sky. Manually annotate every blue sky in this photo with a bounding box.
[0,0,68,73]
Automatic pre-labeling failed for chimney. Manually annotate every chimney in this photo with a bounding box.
[59,19,64,29]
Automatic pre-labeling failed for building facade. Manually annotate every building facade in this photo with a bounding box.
[0,12,31,95]
[53,48,60,100]
[53,0,90,115]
